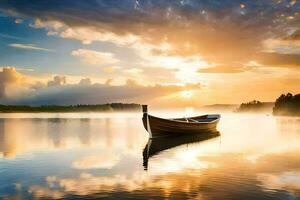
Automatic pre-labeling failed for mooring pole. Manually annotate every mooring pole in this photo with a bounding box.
[142,105,148,114]
[142,105,152,138]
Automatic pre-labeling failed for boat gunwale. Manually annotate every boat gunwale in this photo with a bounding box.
[147,114,220,124]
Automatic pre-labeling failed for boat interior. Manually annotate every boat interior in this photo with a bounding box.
[171,114,220,123]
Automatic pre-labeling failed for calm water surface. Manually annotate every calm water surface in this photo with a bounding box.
[0,111,300,199]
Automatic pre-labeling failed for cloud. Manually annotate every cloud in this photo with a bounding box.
[0,33,22,40]
[31,81,45,90]
[28,186,63,199]
[29,18,64,30]
[1,1,300,104]
[27,148,300,199]
[258,172,300,195]
[8,43,53,52]
[263,37,300,55]
[59,27,138,45]
[103,66,122,73]
[29,18,138,45]
[14,18,23,24]
[53,172,153,196]
[47,76,66,87]
[1,67,300,107]
[198,65,246,74]
[0,67,21,97]
[13,81,201,105]
[105,78,113,85]
[283,30,300,41]
[0,68,201,106]
[71,49,119,65]
[72,152,120,169]
[101,65,178,85]
[0,67,30,99]
[79,78,92,85]
[1,0,300,68]
[124,68,143,74]
[256,53,300,68]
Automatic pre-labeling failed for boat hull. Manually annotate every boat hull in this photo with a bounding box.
[142,114,220,137]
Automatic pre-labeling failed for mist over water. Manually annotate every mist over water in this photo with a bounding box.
[0,111,300,199]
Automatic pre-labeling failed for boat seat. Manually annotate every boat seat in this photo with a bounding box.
[188,118,200,123]
[171,117,217,123]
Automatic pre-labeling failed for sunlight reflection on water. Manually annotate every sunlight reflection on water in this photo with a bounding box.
[0,112,300,199]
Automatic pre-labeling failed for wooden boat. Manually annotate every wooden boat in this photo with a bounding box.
[142,105,220,138]
[143,132,220,170]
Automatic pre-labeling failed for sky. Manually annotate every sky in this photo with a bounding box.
[0,0,299,107]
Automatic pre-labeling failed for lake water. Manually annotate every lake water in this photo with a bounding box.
[0,111,300,200]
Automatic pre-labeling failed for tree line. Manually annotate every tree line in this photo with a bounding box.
[0,103,141,113]
[235,100,274,113]
[273,93,300,116]
[236,93,300,116]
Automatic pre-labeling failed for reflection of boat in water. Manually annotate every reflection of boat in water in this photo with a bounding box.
[143,131,220,170]
[142,105,220,138]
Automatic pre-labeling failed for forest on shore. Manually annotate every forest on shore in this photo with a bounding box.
[236,93,300,116]
[235,100,274,113]
[273,93,300,116]
[0,103,141,113]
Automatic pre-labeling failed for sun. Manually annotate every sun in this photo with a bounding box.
[180,90,193,99]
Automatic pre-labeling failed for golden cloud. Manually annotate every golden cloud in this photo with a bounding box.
[71,49,119,65]
[0,67,32,99]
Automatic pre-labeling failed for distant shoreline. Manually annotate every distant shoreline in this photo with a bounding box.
[233,93,300,116]
[0,103,141,113]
